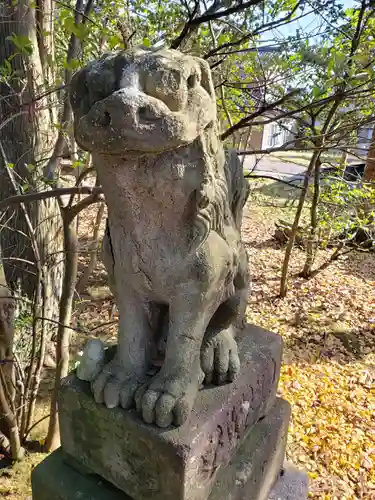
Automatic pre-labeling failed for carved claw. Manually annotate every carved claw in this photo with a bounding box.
[201,327,240,385]
[91,359,146,410]
[135,371,203,428]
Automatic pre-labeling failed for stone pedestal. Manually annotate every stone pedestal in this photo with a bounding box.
[31,325,308,500]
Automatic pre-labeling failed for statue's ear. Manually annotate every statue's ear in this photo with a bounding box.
[196,58,216,102]
[70,66,91,120]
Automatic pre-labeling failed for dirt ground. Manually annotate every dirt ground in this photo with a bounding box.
[0,179,374,499]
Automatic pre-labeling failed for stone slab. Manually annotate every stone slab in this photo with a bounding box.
[269,463,309,500]
[58,324,282,500]
[31,447,130,500]
[32,399,293,500]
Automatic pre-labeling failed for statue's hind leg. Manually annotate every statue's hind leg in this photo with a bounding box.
[201,324,240,385]
[201,245,249,385]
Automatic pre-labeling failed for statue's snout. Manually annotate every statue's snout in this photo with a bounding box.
[88,89,166,132]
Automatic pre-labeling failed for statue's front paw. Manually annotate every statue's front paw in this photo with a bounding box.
[135,370,202,428]
[92,359,146,410]
[201,327,240,385]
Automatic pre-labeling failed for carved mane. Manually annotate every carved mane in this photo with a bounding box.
[192,123,233,250]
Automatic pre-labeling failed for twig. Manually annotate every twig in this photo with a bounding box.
[23,414,50,442]
[66,192,104,222]
[245,173,304,188]
[171,0,264,49]
[33,317,118,338]
[204,1,302,59]
[0,111,28,132]
[221,90,299,139]
[55,0,100,26]
[89,320,117,332]
[0,186,103,212]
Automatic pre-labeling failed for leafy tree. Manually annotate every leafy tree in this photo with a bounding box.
[277,0,375,292]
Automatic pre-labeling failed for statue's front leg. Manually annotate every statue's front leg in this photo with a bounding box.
[135,289,216,428]
[92,290,154,410]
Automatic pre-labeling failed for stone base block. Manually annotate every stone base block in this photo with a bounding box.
[32,448,130,500]
[32,399,295,500]
[208,398,290,500]
[58,324,282,500]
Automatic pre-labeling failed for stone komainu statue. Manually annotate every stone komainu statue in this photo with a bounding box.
[70,47,250,428]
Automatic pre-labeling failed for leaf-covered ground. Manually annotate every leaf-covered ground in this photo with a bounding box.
[1,181,374,499]
[243,183,374,499]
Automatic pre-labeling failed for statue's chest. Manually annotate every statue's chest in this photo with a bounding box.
[108,214,191,298]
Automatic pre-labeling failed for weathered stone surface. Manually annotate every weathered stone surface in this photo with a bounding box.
[269,462,309,500]
[70,48,250,427]
[32,448,130,500]
[208,398,290,500]
[58,324,282,500]
[32,399,293,500]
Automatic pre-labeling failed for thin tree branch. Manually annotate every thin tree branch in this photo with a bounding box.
[204,1,302,59]
[244,173,304,188]
[0,111,28,133]
[223,80,375,139]
[0,187,103,212]
[171,0,264,49]
[221,90,299,139]
[65,191,104,223]
[23,414,50,442]
[55,0,100,26]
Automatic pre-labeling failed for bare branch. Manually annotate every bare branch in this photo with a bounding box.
[171,0,264,49]
[244,173,304,188]
[204,1,302,59]
[221,90,299,140]
[0,111,28,132]
[0,186,103,212]
[65,191,104,222]
[55,0,100,26]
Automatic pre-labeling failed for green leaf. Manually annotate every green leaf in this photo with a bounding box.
[63,17,90,39]
[218,34,228,46]
[6,33,33,55]
[108,34,122,49]
[63,58,80,71]
[312,86,321,98]
[72,161,83,169]
[143,38,151,47]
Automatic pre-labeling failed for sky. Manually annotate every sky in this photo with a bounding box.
[260,0,356,44]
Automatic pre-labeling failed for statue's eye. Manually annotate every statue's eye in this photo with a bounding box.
[187,74,197,89]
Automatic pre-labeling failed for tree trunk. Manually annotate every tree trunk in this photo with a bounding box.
[0,256,23,459]
[0,0,64,449]
[301,157,321,278]
[0,371,23,460]
[76,202,105,293]
[279,150,320,297]
[0,1,63,351]
[44,212,78,452]
[364,125,375,182]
